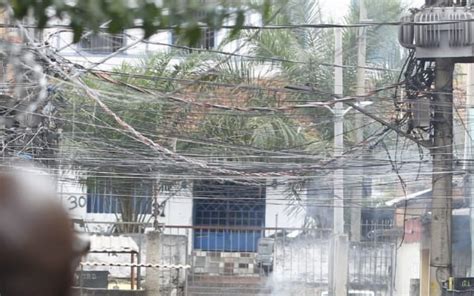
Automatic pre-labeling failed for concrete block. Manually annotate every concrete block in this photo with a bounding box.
[208,262,219,274]
[224,262,234,274]
[144,231,160,296]
[194,256,206,268]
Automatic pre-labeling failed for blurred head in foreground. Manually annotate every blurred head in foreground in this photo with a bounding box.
[0,165,89,296]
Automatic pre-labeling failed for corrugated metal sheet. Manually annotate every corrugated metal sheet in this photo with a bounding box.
[83,235,140,278]
[89,235,139,253]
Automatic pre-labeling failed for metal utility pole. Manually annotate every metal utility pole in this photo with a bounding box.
[329,28,349,296]
[430,57,454,295]
[351,0,367,242]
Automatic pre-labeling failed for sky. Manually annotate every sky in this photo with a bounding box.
[320,0,425,21]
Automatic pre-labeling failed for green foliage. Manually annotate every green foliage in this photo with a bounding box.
[4,0,261,44]
[343,0,405,96]
[193,112,306,153]
[341,0,406,145]
[171,58,312,157]
[241,0,335,139]
[61,76,167,172]
[251,116,305,150]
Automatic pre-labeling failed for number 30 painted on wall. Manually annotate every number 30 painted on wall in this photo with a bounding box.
[67,195,86,210]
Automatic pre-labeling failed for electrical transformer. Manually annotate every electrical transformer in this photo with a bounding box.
[399,6,474,61]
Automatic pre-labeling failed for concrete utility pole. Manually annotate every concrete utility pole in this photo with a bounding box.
[430,57,454,295]
[419,1,454,295]
[467,64,474,276]
[329,28,349,296]
[397,0,457,294]
[351,0,367,242]
[334,28,345,236]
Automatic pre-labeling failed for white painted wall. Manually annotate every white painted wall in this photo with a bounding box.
[394,242,420,296]
[43,10,263,71]
[59,173,307,255]
[266,183,306,229]
[156,181,305,230]
[57,171,87,219]
[44,29,171,70]
[58,172,155,233]
[159,187,193,227]
[57,172,119,233]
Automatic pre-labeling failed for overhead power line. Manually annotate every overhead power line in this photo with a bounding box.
[13,19,474,30]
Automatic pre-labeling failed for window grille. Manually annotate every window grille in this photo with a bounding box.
[192,180,266,252]
[171,6,216,51]
[86,177,153,214]
[79,32,126,54]
[172,28,216,50]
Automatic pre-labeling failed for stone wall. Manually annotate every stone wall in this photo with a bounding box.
[192,251,258,276]
[72,288,146,296]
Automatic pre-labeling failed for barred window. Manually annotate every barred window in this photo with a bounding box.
[86,177,153,214]
[192,180,266,252]
[79,32,126,54]
[172,28,216,50]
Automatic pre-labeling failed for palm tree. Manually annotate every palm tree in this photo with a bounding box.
[343,0,405,95]
[60,74,170,232]
[235,0,336,146]
[60,52,215,232]
[176,58,311,157]
[230,0,408,226]
[60,45,318,232]
[59,0,408,232]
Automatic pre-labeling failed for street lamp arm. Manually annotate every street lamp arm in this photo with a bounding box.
[342,106,353,116]
[324,105,336,114]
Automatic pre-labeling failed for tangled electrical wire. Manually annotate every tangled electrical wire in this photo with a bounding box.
[0,40,63,166]
[401,50,436,138]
